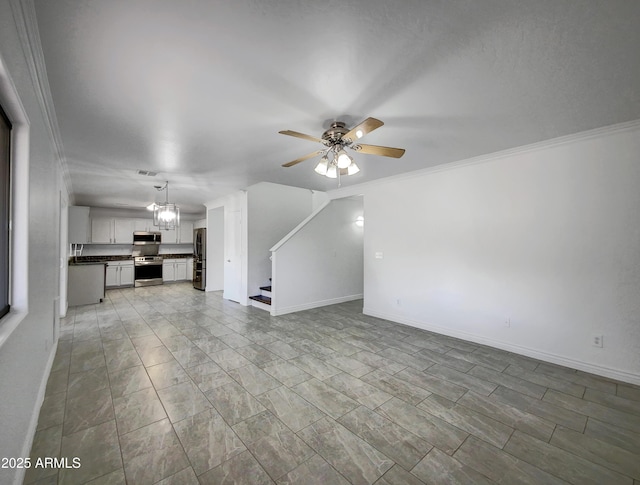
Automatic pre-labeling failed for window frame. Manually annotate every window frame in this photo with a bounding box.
[0,53,30,349]
[0,103,10,319]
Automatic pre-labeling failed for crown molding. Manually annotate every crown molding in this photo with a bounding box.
[328,118,640,199]
[10,0,74,202]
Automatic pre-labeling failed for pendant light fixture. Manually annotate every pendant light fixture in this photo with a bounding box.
[153,181,180,230]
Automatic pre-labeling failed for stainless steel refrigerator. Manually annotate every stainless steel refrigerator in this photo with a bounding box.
[193,228,206,290]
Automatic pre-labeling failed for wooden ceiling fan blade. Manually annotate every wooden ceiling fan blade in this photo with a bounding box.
[342,117,384,142]
[279,130,324,144]
[282,150,325,167]
[353,144,405,158]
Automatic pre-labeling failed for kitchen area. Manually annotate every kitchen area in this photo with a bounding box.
[67,206,206,306]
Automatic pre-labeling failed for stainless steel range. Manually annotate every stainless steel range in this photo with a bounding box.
[133,231,163,287]
[134,256,163,287]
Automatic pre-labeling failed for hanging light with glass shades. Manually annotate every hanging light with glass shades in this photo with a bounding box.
[153,181,180,231]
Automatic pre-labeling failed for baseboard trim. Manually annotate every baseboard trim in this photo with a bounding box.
[273,294,364,316]
[14,339,57,485]
[364,307,640,386]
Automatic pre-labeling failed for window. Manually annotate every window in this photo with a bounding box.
[0,104,10,319]
[0,56,28,347]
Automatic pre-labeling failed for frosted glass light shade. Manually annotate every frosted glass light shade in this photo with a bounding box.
[326,164,338,178]
[314,156,329,175]
[336,149,352,169]
[347,162,360,175]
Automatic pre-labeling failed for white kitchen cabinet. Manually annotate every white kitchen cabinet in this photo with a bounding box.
[179,221,194,244]
[120,264,134,286]
[89,216,194,245]
[92,218,135,244]
[162,261,176,282]
[163,259,189,282]
[186,258,193,281]
[114,219,135,244]
[105,265,118,287]
[134,218,154,232]
[158,221,193,245]
[68,206,90,243]
[91,217,113,244]
[161,227,177,244]
[175,260,187,280]
[106,261,134,287]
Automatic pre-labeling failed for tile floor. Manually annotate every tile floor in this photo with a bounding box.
[27,283,640,484]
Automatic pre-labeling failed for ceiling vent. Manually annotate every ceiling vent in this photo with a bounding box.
[137,170,158,177]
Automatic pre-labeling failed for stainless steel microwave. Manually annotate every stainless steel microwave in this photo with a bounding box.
[133,231,161,245]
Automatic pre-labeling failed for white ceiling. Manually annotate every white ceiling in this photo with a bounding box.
[32,0,640,215]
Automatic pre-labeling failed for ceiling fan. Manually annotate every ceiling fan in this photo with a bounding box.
[279,117,405,178]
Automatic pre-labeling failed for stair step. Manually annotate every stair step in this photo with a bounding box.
[259,286,272,292]
[249,295,271,305]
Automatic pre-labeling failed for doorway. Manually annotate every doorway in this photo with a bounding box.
[224,209,242,302]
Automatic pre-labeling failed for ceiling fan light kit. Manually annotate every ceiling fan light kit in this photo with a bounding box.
[279,117,405,184]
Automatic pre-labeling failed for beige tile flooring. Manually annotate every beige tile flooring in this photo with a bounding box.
[27,283,640,484]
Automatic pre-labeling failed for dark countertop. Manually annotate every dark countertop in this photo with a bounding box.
[69,254,193,265]
[71,255,133,263]
[160,254,193,259]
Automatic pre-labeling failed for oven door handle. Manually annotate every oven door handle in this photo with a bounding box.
[135,261,163,266]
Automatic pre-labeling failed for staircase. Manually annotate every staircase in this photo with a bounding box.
[249,281,272,311]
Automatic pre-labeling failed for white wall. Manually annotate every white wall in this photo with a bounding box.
[0,2,63,482]
[271,197,364,315]
[247,182,314,296]
[358,122,640,384]
[206,207,224,291]
[311,189,329,211]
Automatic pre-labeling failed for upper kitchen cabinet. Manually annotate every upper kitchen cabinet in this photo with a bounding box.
[160,227,177,244]
[91,217,111,243]
[68,206,90,243]
[114,219,135,244]
[91,218,135,244]
[160,221,193,244]
[133,219,154,232]
[180,221,194,244]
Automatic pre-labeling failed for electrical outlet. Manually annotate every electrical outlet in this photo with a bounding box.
[396,298,401,306]
[505,318,511,328]
[592,334,604,348]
